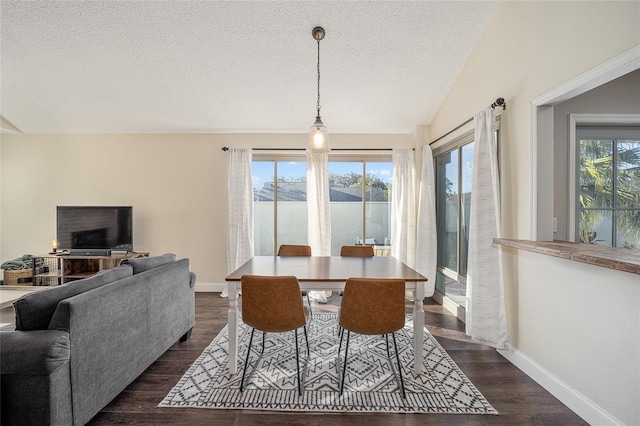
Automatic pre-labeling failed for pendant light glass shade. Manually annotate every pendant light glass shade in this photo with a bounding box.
[307,26,330,153]
[307,116,330,153]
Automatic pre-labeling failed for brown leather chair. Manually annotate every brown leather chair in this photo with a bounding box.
[278,244,313,316]
[340,245,374,257]
[240,274,310,395]
[277,244,312,256]
[337,278,406,398]
[338,245,374,297]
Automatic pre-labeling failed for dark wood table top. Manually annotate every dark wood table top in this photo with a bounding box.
[225,256,427,282]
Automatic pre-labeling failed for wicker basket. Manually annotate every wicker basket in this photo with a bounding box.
[3,268,33,286]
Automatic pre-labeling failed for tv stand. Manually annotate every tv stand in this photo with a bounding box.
[32,252,149,286]
[69,249,112,256]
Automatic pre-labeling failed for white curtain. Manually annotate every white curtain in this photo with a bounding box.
[415,144,437,297]
[224,148,254,297]
[391,148,416,268]
[306,152,331,255]
[307,151,331,301]
[466,107,507,349]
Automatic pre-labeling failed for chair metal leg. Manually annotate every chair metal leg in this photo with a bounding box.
[392,332,406,399]
[337,327,344,373]
[303,325,310,356]
[301,325,310,388]
[240,328,256,392]
[295,328,302,395]
[339,330,350,396]
[307,292,313,319]
[385,334,392,360]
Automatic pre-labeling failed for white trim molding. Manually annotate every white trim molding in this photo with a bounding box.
[568,114,640,241]
[532,46,640,107]
[530,45,640,241]
[432,290,466,323]
[498,346,625,426]
[195,282,226,293]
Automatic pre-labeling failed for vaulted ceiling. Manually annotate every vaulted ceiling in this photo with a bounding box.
[0,1,500,134]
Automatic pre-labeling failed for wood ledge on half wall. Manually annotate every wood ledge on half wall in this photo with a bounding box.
[493,238,640,276]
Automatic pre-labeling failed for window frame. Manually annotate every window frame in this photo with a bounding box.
[433,130,474,286]
[252,151,393,256]
[568,114,640,242]
[252,154,308,254]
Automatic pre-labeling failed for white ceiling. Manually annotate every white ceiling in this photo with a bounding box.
[0,1,500,135]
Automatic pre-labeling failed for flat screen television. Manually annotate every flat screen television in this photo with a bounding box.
[56,206,133,251]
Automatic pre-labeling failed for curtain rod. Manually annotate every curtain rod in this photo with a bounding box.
[429,97,506,146]
[221,147,407,152]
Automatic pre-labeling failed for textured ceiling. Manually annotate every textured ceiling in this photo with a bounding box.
[0,1,500,134]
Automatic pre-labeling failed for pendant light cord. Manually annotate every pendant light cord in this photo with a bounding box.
[316,39,321,118]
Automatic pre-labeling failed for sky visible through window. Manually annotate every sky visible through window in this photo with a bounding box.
[252,161,393,191]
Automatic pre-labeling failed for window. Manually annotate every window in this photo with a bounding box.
[434,140,474,308]
[576,125,640,250]
[253,159,308,255]
[252,156,392,256]
[328,161,392,255]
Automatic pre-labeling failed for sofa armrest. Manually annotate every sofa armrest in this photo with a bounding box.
[1,330,73,426]
[0,330,70,375]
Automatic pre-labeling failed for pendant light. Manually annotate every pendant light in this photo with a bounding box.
[307,26,330,153]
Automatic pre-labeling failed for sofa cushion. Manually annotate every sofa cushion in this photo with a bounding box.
[123,253,176,274]
[13,265,133,331]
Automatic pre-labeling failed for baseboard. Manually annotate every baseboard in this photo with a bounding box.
[498,346,623,426]
[195,282,226,293]
[432,291,466,322]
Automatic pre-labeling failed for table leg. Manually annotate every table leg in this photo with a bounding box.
[413,282,425,375]
[227,281,238,375]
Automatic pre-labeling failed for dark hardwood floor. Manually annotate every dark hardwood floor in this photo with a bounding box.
[1,293,587,425]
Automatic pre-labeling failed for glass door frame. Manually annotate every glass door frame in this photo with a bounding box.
[434,141,471,306]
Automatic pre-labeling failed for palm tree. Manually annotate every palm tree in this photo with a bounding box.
[579,139,640,250]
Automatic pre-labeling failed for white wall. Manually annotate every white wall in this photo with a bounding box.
[0,133,414,286]
[427,1,639,424]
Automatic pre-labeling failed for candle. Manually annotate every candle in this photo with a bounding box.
[51,240,57,253]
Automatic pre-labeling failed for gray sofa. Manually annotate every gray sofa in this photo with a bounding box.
[0,253,195,426]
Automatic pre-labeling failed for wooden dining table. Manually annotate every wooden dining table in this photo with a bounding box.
[225,255,428,375]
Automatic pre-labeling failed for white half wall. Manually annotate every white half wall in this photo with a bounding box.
[506,249,639,426]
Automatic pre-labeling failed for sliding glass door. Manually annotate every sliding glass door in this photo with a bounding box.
[252,160,308,255]
[252,156,392,256]
[434,142,474,308]
[328,161,392,255]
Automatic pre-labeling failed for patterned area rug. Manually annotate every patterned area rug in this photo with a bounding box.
[159,312,497,414]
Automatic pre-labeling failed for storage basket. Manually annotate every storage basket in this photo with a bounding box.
[3,268,33,286]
